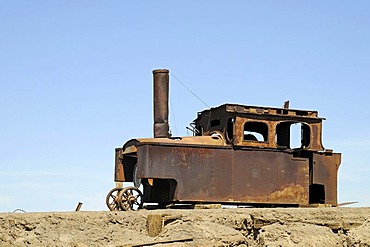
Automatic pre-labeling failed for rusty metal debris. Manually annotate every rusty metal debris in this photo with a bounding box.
[106,69,341,210]
[75,202,83,211]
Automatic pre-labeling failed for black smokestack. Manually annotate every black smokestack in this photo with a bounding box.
[153,69,170,138]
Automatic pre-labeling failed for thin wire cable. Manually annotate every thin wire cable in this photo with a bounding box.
[170,73,211,109]
[169,94,178,136]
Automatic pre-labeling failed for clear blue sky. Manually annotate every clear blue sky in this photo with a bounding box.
[1,1,369,212]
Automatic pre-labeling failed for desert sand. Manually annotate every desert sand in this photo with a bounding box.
[1,207,370,246]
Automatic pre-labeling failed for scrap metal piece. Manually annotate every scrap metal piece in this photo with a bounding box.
[75,202,83,211]
[283,100,290,109]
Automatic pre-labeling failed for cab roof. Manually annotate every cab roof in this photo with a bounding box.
[195,103,325,122]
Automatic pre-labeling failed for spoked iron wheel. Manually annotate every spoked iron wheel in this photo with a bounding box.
[118,186,143,211]
[106,187,123,211]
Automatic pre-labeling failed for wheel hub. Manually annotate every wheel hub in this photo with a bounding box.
[128,195,136,204]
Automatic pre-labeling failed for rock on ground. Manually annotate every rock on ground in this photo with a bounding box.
[0,207,369,246]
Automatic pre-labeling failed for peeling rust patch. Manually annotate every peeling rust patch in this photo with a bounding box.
[266,184,308,204]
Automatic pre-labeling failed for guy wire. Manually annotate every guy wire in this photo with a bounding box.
[170,73,211,109]
[170,73,212,133]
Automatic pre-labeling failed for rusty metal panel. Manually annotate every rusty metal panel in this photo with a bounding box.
[137,144,233,202]
[137,144,309,205]
[233,150,309,204]
[312,152,341,205]
[309,123,325,151]
[114,148,124,182]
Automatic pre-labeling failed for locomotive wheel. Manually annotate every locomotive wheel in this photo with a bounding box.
[118,186,143,211]
[106,187,123,211]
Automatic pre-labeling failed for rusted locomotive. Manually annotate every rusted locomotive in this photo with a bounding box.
[106,69,341,211]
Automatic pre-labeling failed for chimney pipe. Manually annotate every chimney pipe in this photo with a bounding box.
[153,69,170,138]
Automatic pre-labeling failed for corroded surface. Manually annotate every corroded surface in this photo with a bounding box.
[111,69,341,208]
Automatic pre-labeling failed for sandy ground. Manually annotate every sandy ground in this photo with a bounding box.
[1,207,370,246]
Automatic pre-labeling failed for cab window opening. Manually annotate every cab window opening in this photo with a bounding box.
[243,122,268,142]
[276,122,310,149]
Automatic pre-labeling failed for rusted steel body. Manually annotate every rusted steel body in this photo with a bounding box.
[113,69,341,207]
